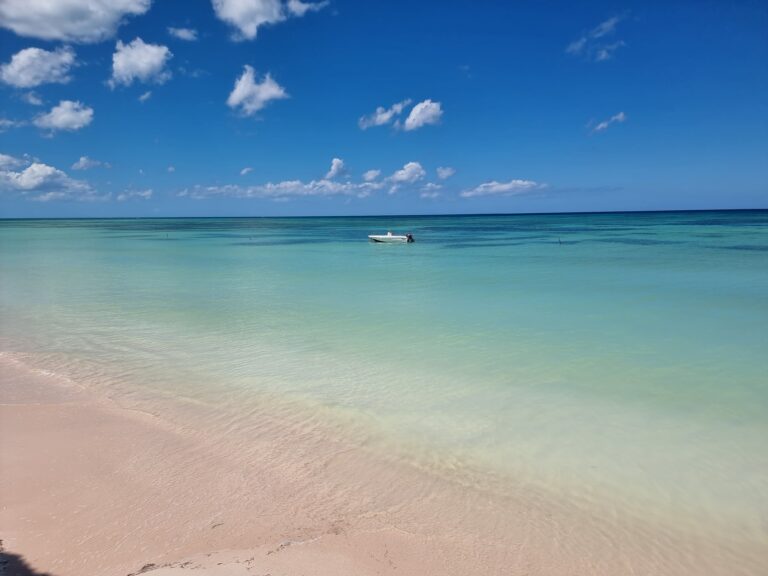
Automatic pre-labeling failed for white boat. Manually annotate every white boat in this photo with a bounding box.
[368,232,414,243]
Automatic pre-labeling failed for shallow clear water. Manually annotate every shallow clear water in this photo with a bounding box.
[2,211,767,545]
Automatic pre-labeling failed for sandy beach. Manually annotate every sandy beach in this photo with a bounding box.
[2,353,765,576]
[1,0,766,571]
[0,356,453,576]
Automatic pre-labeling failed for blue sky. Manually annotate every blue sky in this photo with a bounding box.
[1,0,766,217]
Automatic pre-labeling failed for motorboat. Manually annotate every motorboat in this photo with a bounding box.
[368,231,414,243]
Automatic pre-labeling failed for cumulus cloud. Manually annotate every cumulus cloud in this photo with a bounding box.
[461,179,544,198]
[212,0,282,40]
[566,14,627,62]
[181,178,382,201]
[138,90,152,102]
[179,158,389,201]
[436,166,455,180]
[212,0,328,41]
[33,100,94,132]
[0,154,99,201]
[287,0,328,16]
[227,65,288,116]
[358,99,412,129]
[109,38,173,88]
[0,153,25,169]
[591,111,626,133]
[389,161,426,184]
[178,159,441,202]
[10,163,74,190]
[240,166,253,175]
[168,27,198,41]
[72,156,110,170]
[387,161,426,194]
[325,157,345,179]
[117,188,152,201]
[403,99,443,131]
[0,46,75,88]
[0,0,150,43]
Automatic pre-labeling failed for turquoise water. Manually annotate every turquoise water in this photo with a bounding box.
[2,211,767,545]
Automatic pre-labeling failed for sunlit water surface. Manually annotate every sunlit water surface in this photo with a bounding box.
[2,211,767,551]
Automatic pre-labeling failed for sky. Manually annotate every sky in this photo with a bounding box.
[0,0,766,217]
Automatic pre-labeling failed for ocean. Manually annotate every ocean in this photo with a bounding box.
[1,210,767,565]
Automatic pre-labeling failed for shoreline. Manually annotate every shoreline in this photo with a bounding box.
[1,354,766,575]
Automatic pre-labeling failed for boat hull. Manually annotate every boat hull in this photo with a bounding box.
[368,235,409,243]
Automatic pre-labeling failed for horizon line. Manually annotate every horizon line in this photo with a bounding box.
[0,207,766,221]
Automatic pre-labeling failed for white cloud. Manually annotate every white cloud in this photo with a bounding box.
[591,15,622,39]
[287,0,328,16]
[461,179,544,198]
[178,66,206,79]
[212,0,282,40]
[22,91,43,105]
[0,46,75,88]
[325,157,345,179]
[389,161,426,184]
[227,65,288,116]
[2,162,65,191]
[240,166,253,175]
[420,182,442,199]
[403,99,443,131]
[179,159,389,201]
[33,100,93,132]
[117,188,152,201]
[0,0,150,43]
[72,156,109,170]
[139,90,152,102]
[0,153,25,169]
[182,178,382,201]
[566,14,627,62]
[565,37,587,55]
[436,166,455,180]
[358,99,411,129]
[0,155,99,201]
[387,161,426,193]
[180,159,443,202]
[592,111,626,133]
[212,0,328,41]
[109,38,173,88]
[0,118,22,132]
[595,41,626,62]
[168,27,198,41]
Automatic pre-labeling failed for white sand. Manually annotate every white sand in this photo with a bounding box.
[2,356,764,576]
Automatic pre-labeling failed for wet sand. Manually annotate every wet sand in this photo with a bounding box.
[1,356,764,576]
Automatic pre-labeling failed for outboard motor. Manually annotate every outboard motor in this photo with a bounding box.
[406,233,415,243]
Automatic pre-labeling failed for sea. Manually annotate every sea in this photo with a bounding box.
[1,210,767,567]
